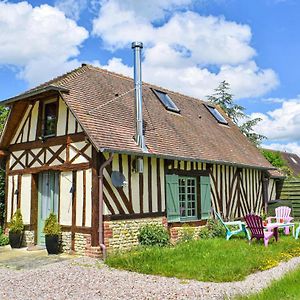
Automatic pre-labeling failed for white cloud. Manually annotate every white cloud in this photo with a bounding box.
[55,0,88,20]
[92,0,279,99]
[263,143,300,157]
[100,57,132,77]
[261,97,286,104]
[0,1,88,86]
[251,96,300,141]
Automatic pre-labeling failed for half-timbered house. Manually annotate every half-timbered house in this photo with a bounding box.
[0,43,276,255]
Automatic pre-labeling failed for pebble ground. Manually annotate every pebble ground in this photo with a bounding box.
[1,256,300,300]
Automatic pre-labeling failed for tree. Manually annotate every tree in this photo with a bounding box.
[0,106,8,228]
[207,80,265,146]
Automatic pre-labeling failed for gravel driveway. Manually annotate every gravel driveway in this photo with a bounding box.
[1,251,300,300]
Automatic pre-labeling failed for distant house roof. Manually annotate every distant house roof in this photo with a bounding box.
[1,65,274,170]
[280,151,300,176]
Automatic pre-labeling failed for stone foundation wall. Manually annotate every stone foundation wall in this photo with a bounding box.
[61,232,101,258]
[169,225,204,244]
[22,230,35,247]
[61,232,72,252]
[104,217,168,251]
[8,219,206,256]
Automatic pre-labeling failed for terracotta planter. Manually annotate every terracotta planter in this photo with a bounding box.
[9,231,23,248]
[45,235,60,255]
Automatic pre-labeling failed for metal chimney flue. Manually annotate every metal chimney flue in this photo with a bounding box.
[132,41,147,153]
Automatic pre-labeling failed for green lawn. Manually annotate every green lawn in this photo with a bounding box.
[237,266,300,299]
[106,237,300,282]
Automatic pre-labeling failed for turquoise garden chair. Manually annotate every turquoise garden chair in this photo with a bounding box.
[215,211,250,241]
[295,225,300,239]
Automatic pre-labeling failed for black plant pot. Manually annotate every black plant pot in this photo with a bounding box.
[9,231,23,248]
[45,235,60,255]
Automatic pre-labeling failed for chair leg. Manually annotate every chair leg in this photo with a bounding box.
[242,225,251,240]
[226,232,232,240]
[264,238,269,247]
[284,227,290,235]
[296,228,300,240]
[274,227,279,242]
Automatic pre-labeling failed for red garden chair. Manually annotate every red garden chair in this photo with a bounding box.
[244,214,278,247]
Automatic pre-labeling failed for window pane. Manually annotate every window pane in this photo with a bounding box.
[44,101,57,136]
[206,105,228,125]
[153,89,180,113]
[178,176,197,219]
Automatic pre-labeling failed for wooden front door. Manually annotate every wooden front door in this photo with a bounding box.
[37,171,59,245]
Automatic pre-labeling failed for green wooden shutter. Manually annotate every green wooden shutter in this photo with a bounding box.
[166,174,180,222]
[200,176,211,219]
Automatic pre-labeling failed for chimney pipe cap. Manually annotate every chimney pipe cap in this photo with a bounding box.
[131,41,143,49]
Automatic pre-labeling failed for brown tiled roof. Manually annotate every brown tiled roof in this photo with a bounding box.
[3,65,274,169]
[280,151,300,176]
[268,169,285,179]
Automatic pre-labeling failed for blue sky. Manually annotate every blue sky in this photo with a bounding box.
[1,0,300,154]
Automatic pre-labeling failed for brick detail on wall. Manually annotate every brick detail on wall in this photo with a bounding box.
[104,217,165,251]
[84,234,102,258]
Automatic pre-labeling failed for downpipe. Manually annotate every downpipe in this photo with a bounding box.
[98,153,114,260]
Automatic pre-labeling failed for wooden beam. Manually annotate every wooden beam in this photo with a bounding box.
[71,171,77,251]
[103,211,165,221]
[17,175,21,209]
[30,174,38,244]
[4,158,9,228]
[8,162,91,176]
[82,170,86,227]
[9,132,86,152]
[1,101,29,149]
[91,148,99,246]
[61,225,92,234]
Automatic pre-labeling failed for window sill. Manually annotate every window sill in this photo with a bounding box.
[180,217,198,222]
[42,134,56,139]
[168,219,207,227]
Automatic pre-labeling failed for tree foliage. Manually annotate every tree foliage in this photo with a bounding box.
[207,80,266,146]
[0,106,8,228]
[261,149,293,177]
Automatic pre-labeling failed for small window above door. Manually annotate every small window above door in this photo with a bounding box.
[43,100,58,137]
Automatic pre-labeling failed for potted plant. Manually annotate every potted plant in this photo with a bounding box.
[9,209,24,248]
[43,213,61,255]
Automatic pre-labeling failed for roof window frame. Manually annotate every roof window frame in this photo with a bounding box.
[204,104,228,125]
[152,88,180,113]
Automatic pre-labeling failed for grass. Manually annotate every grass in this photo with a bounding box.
[237,267,300,299]
[106,236,300,282]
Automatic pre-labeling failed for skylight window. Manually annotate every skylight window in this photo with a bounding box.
[152,89,180,113]
[291,157,298,165]
[205,105,228,125]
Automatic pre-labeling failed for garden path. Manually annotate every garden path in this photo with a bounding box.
[0,249,300,299]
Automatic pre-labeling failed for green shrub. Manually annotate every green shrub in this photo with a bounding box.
[9,209,24,233]
[261,149,293,177]
[199,218,226,239]
[0,202,5,228]
[138,224,169,247]
[179,224,195,243]
[0,226,9,246]
[0,230,8,246]
[43,213,61,236]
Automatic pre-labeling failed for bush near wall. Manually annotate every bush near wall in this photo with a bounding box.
[0,227,8,246]
[138,224,169,247]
